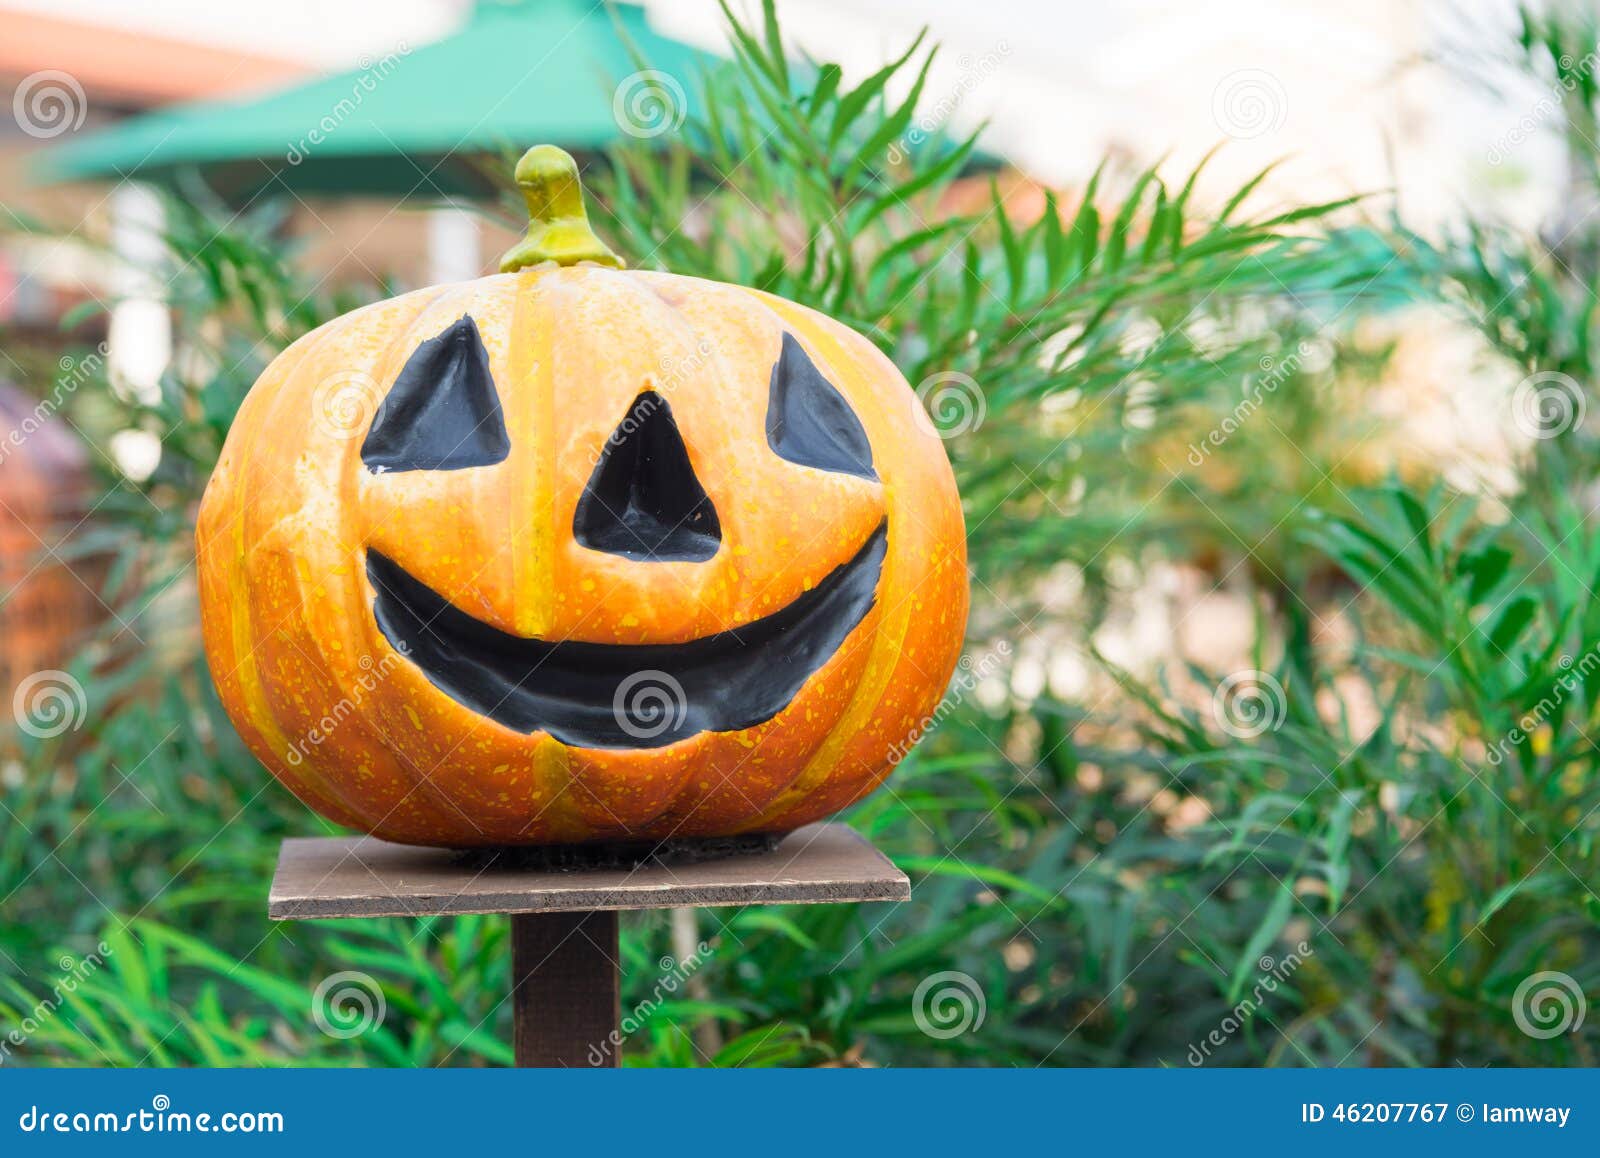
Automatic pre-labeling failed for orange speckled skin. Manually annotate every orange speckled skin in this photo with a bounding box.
[196,266,968,847]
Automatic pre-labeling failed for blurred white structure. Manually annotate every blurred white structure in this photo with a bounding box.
[105,182,168,408]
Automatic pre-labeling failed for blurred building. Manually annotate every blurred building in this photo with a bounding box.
[2,0,1558,333]
[0,6,311,334]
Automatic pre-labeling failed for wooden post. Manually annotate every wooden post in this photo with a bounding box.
[268,822,909,1067]
[511,910,620,1067]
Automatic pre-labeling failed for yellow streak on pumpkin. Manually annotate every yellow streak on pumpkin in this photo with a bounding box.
[508,270,589,840]
[509,269,549,637]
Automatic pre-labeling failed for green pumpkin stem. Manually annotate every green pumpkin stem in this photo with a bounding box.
[499,145,625,272]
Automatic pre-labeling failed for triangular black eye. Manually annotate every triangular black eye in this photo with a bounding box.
[766,333,876,480]
[574,391,721,562]
[361,315,510,473]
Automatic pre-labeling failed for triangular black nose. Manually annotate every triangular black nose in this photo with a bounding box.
[574,392,721,562]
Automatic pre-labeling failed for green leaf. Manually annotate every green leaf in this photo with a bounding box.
[829,30,927,151]
[730,910,820,950]
[1229,878,1296,1002]
[1462,544,1514,606]
[808,63,843,115]
[1487,594,1538,655]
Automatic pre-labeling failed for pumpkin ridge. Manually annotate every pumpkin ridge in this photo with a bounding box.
[208,334,369,824]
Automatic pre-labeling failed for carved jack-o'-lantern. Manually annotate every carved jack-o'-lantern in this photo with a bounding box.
[197,147,968,847]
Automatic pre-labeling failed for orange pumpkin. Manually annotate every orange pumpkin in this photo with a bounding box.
[196,147,968,847]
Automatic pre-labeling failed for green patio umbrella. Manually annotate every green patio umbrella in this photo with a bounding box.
[42,0,714,200]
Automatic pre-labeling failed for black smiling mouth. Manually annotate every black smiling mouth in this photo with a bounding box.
[367,522,887,749]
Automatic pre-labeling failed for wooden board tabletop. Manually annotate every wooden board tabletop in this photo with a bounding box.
[269,822,909,920]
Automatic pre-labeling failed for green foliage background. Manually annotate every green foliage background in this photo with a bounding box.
[3,3,1598,1066]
